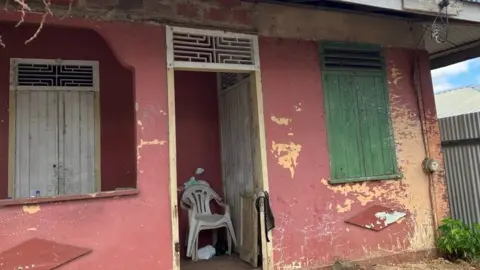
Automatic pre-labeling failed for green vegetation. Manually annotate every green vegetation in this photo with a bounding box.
[437,217,480,262]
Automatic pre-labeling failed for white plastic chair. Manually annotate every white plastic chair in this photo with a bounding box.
[180,180,210,249]
[181,184,237,260]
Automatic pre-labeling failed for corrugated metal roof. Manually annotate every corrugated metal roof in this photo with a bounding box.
[435,86,480,118]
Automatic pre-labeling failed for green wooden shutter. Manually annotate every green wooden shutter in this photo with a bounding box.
[323,71,364,180]
[321,42,400,184]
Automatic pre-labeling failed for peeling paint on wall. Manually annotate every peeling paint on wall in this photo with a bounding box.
[294,102,302,112]
[137,120,144,130]
[137,139,167,162]
[390,66,404,87]
[137,139,167,150]
[389,90,435,249]
[336,199,354,213]
[280,260,303,269]
[320,178,405,207]
[271,141,302,178]
[271,116,292,125]
[23,205,40,214]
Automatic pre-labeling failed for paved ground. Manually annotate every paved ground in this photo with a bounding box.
[181,255,254,270]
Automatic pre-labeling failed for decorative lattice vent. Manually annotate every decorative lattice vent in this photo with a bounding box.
[220,72,250,92]
[322,43,383,71]
[15,63,94,87]
[167,26,259,70]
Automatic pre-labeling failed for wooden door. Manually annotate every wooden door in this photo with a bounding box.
[218,75,258,267]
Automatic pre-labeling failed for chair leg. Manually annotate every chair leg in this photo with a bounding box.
[226,219,238,248]
[226,226,232,255]
[212,229,218,247]
[192,227,202,261]
[186,225,198,258]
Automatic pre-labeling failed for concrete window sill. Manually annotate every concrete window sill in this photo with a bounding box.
[329,174,403,184]
[0,189,139,207]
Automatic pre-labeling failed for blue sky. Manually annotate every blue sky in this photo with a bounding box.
[431,57,480,93]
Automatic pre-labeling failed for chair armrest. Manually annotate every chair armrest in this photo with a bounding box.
[215,199,230,215]
[180,200,190,211]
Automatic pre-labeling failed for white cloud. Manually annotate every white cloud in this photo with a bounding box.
[433,81,454,92]
[431,61,469,81]
[431,58,480,93]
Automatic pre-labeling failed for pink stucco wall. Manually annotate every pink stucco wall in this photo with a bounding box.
[0,15,173,270]
[0,7,446,270]
[259,38,446,268]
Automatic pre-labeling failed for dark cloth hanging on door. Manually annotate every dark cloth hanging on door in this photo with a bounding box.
[255,191,275,242]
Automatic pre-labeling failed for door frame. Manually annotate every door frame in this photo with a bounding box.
[8,58,101,198]
[165,26,273,270]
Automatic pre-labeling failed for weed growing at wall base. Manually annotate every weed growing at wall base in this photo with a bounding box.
[437,217,480,262]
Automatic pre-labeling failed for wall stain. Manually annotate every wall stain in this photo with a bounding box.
[271,141,302,178]
[140,101,164,128]
[23,205,40,214]
[271,116,292,126]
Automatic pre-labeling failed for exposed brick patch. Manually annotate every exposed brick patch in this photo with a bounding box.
[204,7,228,22]
[143,1,173,14]
[119,0,143,9]
[51,0,76,6]
[218,0,241,8]
[231,8,250,25]
[82,0,118,8]
[176,2,202,20]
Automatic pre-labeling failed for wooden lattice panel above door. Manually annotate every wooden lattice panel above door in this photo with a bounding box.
[166,26,260,71]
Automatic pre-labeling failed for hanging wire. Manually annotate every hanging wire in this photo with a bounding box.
[431,0,451,44]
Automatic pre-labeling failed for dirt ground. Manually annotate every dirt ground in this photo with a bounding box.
[372,258,478,270]
[183,256,479,270]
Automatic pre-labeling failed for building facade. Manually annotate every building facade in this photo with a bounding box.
[1,0,478,269]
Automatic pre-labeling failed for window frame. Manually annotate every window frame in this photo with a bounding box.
[320,42,401,184]
[8,58,102,199]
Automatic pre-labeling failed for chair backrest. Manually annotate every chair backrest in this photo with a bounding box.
[181,184,221,216]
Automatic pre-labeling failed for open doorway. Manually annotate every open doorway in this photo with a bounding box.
[174,70,262,270]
